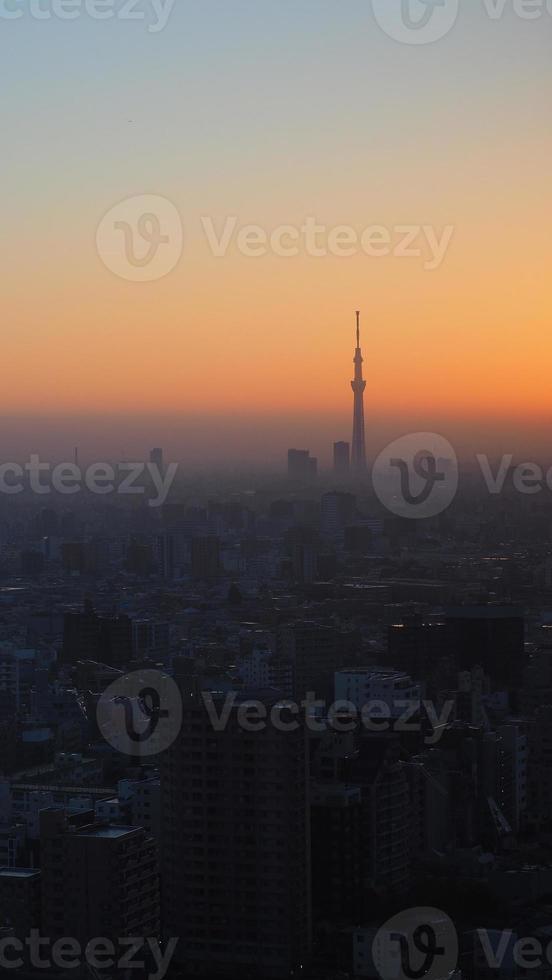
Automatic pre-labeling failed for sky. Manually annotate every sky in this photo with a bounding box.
[1,0,551,463]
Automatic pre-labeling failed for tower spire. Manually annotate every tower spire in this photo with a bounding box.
[351,310,367,474]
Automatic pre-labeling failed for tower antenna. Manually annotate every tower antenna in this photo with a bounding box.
[351,311,366,474]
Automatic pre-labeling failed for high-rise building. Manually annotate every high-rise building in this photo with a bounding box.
[388,615,452,697]
[191,536,221,580]
[40,808,159,952]
[312,728,411,906]
[345,734,411,896]
[61,602,132,668]
[334,667,421,717]
[287,449,317,480]
[526,707,552,833]
[161,674,311,977]
[61,600,101,664]
[351,311,366,474]
[333,441,350,476]
[277,622,360,703]
[0,868,41,940]
[131,619,170,660]
[446,605,525,690]
[310,784,362,923]
[321,491,356,535]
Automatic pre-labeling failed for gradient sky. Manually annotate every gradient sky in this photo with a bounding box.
[1,1,551,462]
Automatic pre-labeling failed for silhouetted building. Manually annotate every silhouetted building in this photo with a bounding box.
[446,605,525,690]
[132,619,170,660]
[344,523,374,553]
[0,868,41,940]
[61,600,101,664]
[312,730,411,908]
[278,622,359,702]
[61,602,132,668]
[388,616,452,696]
[527,706,552,833]
[321,491,356,535]
[291,543,316,585]
[287,449,317,480]
[333,441,350,476]
[191,536,221,580]
[40,808,159,952]
[345,734,410,895]
[335,667,420,716]
[99,613,132,668]
[61,542,86,575]
[161,677,311,978]
[311,783,362,922]
[126,538,154,576]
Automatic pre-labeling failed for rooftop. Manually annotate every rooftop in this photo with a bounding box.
[336,667,410,678]
[0,868,40,878]
[76,825,138,840]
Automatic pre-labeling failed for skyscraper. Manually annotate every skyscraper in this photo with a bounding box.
[40,808,159,952]
[161,673,311,977]
[321,491,357,535]
[351,311,366,473]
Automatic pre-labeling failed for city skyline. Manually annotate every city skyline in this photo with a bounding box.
[1,2,551,979]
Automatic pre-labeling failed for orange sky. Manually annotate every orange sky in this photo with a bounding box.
[2,1,550,453]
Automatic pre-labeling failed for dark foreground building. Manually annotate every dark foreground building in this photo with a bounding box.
[161,673,311,978]
[40,808,159,954]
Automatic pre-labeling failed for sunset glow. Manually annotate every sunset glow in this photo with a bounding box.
[1,1,550,458]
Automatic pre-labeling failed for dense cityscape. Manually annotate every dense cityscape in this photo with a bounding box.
[2,0,550,970]
[0,321,551,978]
